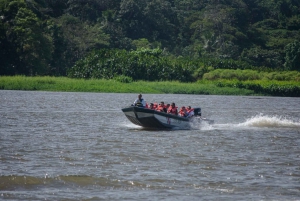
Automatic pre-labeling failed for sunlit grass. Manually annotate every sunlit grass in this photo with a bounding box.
[0,76,254,95]
[0,76,299,96]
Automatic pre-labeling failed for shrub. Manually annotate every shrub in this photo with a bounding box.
[113,75,133,83]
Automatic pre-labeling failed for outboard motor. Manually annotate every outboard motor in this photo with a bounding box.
[193,108,201,116]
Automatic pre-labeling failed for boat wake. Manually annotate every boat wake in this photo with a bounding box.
[191,114,300,131]
[210,114,300,130]
[237,114,300,128]
[189,119,215,130]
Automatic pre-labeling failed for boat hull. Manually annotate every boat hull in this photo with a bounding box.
[122,106,210,129]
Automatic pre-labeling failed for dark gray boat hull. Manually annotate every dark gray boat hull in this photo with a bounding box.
[122,106,212,129]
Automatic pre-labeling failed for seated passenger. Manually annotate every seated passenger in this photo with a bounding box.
[166,103,170,110]
[153,103,158,110]
[149,103,154,110]
[178,106,188,117]
[186,106,194,117]
[156,101,167,113]
[133,94,146,107]
[167,102,178,115]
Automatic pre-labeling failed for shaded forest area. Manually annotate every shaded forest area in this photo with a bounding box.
[1,0,300,78]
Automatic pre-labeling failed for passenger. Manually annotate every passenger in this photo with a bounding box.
[186,106,194,117]
[178,106,188,117]
[133,94,146,107]
[156,101,167,113]
[153,103,158,110]
[149,103,154,110]
[166,103,170,110]
[167,102,178,115]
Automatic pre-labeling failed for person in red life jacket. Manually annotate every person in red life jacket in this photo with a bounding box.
[186,106,194,117]
[156,101,167,113]
[153,103,158,110]
[178,106,188,117]
[167,102,178,115]
[149,103,154,110]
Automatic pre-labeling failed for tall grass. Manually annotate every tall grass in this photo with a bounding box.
[1,75,299,96]
[0,76,254,95]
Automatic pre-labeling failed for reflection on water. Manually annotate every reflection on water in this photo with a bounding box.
[0,90,300,200]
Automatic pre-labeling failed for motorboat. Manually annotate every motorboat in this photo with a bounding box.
[121,106,214,129]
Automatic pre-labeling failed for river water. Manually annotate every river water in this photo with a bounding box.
[1,90,300,200]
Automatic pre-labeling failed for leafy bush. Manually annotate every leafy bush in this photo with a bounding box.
[67,48,196,82]
[113,75,133,83]
[214,80,300,97]
[68,47,266,82]
[203,69,300,81]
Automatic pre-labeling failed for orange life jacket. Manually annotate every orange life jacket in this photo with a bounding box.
[167,106,178,115]
[186,108,194,114]
[178,108,187,117]
[186,108,194,117]
[156,105,165,112]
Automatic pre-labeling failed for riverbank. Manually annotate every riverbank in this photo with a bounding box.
[0,76,299,96]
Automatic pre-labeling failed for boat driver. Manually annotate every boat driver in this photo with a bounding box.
[133,94,146,107]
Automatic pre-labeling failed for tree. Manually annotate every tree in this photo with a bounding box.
[54,14,110,73]
[44,0,68,17]
[13,7,53,74]
[284,40,300,70]
[0,0,53,75]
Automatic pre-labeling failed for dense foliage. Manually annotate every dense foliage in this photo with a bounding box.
[1,0,300,77]
[68,48,196,81]
[67,48,259,81]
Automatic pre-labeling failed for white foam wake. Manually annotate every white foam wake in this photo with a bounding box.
[189,119,214,130]
[238,114,300,128]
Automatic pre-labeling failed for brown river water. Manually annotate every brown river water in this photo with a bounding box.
[1,90,300,200]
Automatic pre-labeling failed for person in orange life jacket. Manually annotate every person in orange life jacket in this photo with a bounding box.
[178,106,188,117]
[149,103,154,109]
[156,101,167,113]
[133,94,146,107]
[186,106,194,117]
[166,103,170,110]
[167,102,178,115]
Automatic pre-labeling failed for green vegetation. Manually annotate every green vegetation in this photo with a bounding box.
[1,1,299,97]
[1,0,300,76]
[203,69,300,81]
[1,76,299,97]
